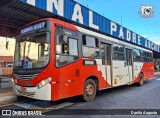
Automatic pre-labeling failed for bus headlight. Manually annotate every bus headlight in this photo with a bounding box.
[37,77,51,89]
[12,78,17,84]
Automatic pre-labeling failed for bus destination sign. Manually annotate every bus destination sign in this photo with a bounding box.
[20,21,46,34]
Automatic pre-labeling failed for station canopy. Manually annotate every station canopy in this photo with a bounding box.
[0,0,160,58]
[0,0,59,37]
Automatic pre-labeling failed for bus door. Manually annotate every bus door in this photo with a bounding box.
[126,49,133,83]
[101,43,112,87]
[112,44,128,86]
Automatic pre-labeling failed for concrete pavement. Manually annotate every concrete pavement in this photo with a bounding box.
[0,88,17,106]
[0,76,16,105]
[0,75,159,117]
[0,73,160,117]
[155,71,160,76]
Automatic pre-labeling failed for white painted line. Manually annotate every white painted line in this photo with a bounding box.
[156,78,160,81]
[149,77,156,80]
[15,102,74,114]
[42,102,74,113]
[15,103,43,109]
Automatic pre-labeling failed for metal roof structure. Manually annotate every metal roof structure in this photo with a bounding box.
[0,0,60,36]
[0,0,160,58]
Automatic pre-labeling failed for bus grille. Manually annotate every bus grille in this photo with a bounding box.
[14,73,38,80]
[18,91,35,97]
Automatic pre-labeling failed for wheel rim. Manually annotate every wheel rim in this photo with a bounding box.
[86,84,94,96]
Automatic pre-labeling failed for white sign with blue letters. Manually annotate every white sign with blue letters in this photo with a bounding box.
[20,0,160,52]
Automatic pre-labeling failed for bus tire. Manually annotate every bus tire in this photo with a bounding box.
[138,73,144,86]
[83,79,97,102]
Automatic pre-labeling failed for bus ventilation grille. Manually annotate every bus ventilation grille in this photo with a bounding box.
[18,91,35,97]
[14,73,39,80]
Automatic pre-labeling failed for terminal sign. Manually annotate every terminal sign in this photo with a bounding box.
[20,0,160,52]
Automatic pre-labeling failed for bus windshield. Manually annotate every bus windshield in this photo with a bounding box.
[14,32,50,69]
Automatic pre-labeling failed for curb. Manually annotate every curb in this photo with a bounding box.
[0,77,12,89]
[0,93,17,106]
[154,72,160,76]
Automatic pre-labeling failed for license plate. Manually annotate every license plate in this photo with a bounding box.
[21,87,27,92]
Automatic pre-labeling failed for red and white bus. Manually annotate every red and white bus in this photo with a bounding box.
[12,18,154,102]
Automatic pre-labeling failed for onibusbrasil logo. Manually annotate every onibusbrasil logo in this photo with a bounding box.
[139,5,154,18]
[2,110,43,116]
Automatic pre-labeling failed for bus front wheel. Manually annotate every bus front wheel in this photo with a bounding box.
[83,79,97,102]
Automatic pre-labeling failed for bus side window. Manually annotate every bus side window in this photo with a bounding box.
[147,52,153,62]
[82,35,100,58]
[113,44,125,60]
[141,51,147,62]
[133,49,141,62]
[68,38,78,56]
[101,44,105,65]
[56,28,79,67]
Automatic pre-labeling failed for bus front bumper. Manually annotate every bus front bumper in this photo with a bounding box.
[13,83,51,101]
